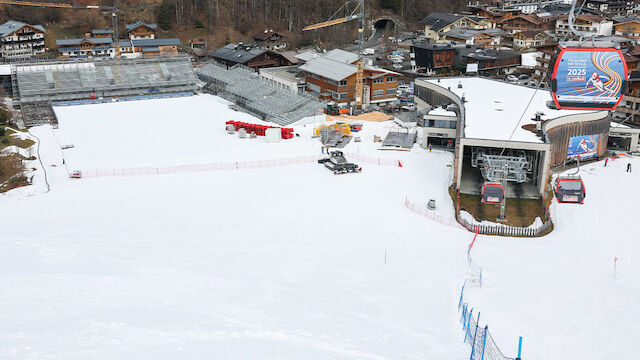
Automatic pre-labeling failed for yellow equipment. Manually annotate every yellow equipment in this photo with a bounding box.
[315,123,352,136]
[303,0,365,107]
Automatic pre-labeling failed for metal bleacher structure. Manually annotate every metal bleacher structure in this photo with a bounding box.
[196,62,325,126]
[12,55,198,127]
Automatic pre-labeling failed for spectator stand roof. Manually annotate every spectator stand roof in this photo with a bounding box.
[196,62,324,126]
[13,55,197,104]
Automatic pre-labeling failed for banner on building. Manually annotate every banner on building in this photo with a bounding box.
[567,134,599,160]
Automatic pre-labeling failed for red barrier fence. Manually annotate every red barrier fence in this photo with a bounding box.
[226,120,294,139]
[404,198,462,229]
[76,153,404,179]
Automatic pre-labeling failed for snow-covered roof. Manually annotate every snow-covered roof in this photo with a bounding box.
[299,57,357,81]
[125,21,157,32]
[521,52,539,67]
[426,77,585,143]
[0,20,45,37]
[294,51,318,62]
[610,121,629,129]
[324,49,358,64]
[428,107,457,117]
[0,64,11,75]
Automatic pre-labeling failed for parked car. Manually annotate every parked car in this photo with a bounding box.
[507,75,518,82]
[363,48,375,55]
[397,84,410,92]
[392,63,403,70]
[401,103,416,111]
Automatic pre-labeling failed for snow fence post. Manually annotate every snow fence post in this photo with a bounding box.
[481,326,488,360]
[465,308,473,338]
[470,312,480,360]
[516,336,523,360]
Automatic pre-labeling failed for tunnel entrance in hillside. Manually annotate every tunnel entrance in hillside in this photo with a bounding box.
[374,18,395,31]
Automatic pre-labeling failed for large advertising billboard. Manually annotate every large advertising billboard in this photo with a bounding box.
[567,135,599,160]
[552,48,627,110]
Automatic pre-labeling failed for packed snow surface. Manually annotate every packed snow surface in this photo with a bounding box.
[427,107,457,117]
[2,94,638,359]
[426,77,593,143]
[2,95,469,359]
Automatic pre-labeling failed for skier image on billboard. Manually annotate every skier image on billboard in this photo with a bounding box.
[567,135,599,160]
[553,48,627,109]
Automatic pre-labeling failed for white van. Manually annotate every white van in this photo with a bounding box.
[363,48,375,55]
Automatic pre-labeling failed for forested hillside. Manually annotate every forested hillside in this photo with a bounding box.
[0,0,466,49]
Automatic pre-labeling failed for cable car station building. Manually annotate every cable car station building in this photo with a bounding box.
[414,77,611,199]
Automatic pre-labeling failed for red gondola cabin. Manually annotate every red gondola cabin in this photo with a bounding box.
[550,45,628,111]
[481,183,505,204]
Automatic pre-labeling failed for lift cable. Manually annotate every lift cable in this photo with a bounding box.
[497,0,586,157]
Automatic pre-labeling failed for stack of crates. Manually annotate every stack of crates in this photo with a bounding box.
[225,120,294,139]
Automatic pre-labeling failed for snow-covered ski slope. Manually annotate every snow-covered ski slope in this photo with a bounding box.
[1,94,638,359]
[468,157,640,360]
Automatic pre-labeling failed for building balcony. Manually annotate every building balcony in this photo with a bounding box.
[614,105,637,114]
[615,31,640,38]
[2,38,45,44]
[623,94,640,103]
[536,56,549,64]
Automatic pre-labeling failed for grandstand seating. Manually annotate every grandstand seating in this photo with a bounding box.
[196,62,324,126]
[13,55,198,104]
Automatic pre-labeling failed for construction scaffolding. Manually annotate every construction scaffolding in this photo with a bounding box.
[12,55,198,105]
[196,62,324,126]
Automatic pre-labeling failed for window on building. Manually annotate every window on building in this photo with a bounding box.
[327,79,339,86]
[339,92,347,99]
[373,89,384,97]
[386,76,396,82]
[340,80,348,86]
[308,73,322,80]
[386,88,395,96]
[429,119,457,129]
[373,77,384,84]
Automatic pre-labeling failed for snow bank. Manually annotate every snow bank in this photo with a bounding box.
[460,210,543,229]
